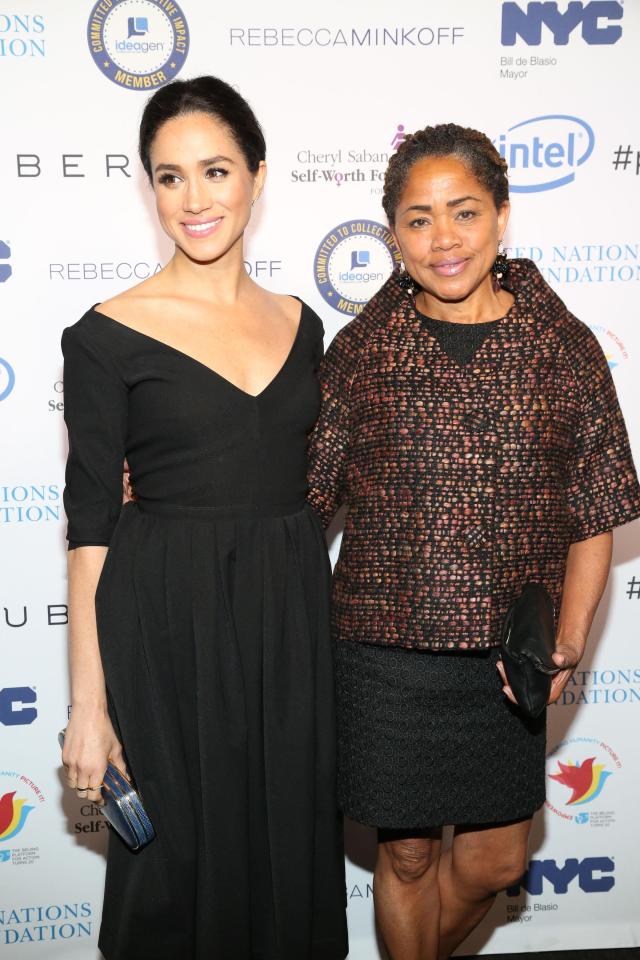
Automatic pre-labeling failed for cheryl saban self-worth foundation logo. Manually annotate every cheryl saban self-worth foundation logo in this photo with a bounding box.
[0,772,45,866]
[545,737,621,828]
[87,0,189,91]
[314,219,400,317]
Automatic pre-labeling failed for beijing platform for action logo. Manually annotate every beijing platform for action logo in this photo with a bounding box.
[87,0,189,90]
[545,736,621,827]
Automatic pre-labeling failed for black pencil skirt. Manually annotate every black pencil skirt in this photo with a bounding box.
[333,640,546,829]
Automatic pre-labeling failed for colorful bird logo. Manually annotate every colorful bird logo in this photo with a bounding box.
[0,790,35,841]
[548,757,611,805]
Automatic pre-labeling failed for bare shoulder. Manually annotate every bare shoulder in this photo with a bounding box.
[261,291,303,327]
[93,275,168,329]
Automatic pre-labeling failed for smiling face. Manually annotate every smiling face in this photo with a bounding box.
[393,154,509,308]
[150,111,266,264]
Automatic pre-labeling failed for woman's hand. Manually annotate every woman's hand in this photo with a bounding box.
[547,638,585,704]
[122,458,135,504]
[62,708,127,806]
[497,639,585,707]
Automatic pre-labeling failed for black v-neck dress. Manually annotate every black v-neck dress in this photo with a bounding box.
[62,303,348,960]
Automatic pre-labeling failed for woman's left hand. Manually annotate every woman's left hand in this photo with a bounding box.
[547,639,585,704]
[497,637,585,707]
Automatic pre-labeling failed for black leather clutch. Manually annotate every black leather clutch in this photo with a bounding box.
[500,582,559,719]
[59,730,155,851]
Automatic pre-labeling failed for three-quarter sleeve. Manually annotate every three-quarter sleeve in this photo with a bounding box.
[564,328,640,541]
[62,321,128,549]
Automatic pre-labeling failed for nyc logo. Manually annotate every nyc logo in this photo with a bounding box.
[0,687,38,726]
[0,791,35,843]
[0,240,11,282]
[502,1,624,46]
[549,756,612,805]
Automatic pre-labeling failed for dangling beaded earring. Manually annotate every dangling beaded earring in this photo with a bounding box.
[397,259,416,295]
[491,241,509,286]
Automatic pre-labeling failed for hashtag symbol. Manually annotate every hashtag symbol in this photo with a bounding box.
[626,576,640,599]
[613,145,632,170]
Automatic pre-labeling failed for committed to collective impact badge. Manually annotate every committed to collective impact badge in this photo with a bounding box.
[88,0,189,91]
[314,219,400,317]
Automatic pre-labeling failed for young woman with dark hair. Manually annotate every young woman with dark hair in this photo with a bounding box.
[61,76,348,960]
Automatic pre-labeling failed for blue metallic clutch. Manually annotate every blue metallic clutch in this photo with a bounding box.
[59,729,155,851]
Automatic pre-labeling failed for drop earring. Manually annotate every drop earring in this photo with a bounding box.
[397,259,416,295]
[491,241,509,286]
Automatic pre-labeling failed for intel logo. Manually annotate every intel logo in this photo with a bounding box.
[494,115,594,192]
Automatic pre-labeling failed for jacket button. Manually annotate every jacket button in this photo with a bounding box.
[464,411,492,433]
[463,526,486,548]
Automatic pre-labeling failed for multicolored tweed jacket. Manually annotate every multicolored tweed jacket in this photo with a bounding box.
[307,259,640,650]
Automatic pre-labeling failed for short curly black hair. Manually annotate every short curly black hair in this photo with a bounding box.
[382,123,509,225]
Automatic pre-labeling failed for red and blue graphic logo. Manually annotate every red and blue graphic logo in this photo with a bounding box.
[546,737,621,826]
[0,791,35,842]
[549,756,611,804]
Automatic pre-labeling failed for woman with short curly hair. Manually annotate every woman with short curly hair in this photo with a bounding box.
[308,122,640,959]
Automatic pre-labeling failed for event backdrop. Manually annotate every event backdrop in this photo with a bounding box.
[1,0,639,955]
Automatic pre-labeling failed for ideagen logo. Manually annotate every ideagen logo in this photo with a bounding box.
[87,0,189,90]
[0,358,15,401]
[314,219,400,316]
[507,857,615,896]
[0,240,11,282]
[0,687,37,726]
[494,115,594,192]
[502,2,623,46]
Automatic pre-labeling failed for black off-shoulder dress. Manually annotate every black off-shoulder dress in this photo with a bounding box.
[62,302,348,960]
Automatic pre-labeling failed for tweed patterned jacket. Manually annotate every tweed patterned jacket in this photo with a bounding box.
[307,259,640,650]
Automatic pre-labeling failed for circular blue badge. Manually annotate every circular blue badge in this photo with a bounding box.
[87,0,189,91]
[314,219,400,316]
[0,358,16,401]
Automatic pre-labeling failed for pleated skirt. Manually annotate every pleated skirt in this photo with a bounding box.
[94,500,348,960]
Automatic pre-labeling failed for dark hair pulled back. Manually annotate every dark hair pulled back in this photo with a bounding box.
[139,75,266,180]
[382,123,508,225]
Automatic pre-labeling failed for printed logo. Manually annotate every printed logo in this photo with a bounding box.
[0,483,61,523]
[314,219,400,316]
[0,13,45,58]
[1,902,94,942]
[87,0,189,91]
[507,856,615,895]
[588,324,628,372]
[549,756,611,804]
[0,791,35,842]
[391,124,407,150]
[501,1,623,46]
[546,737,621,827]
[0,358,15,401]
[494,115,594,192]
[0,772,45,867]
[0,240,11,282]
[0,688,37,726]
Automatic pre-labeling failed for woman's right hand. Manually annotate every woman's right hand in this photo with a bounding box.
[62,708,127,806]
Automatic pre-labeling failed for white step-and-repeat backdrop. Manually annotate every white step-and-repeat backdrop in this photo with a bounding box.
[2,0,639,955]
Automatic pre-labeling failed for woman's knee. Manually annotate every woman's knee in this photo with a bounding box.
[380,838,440,885]
[456,843,528,895]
